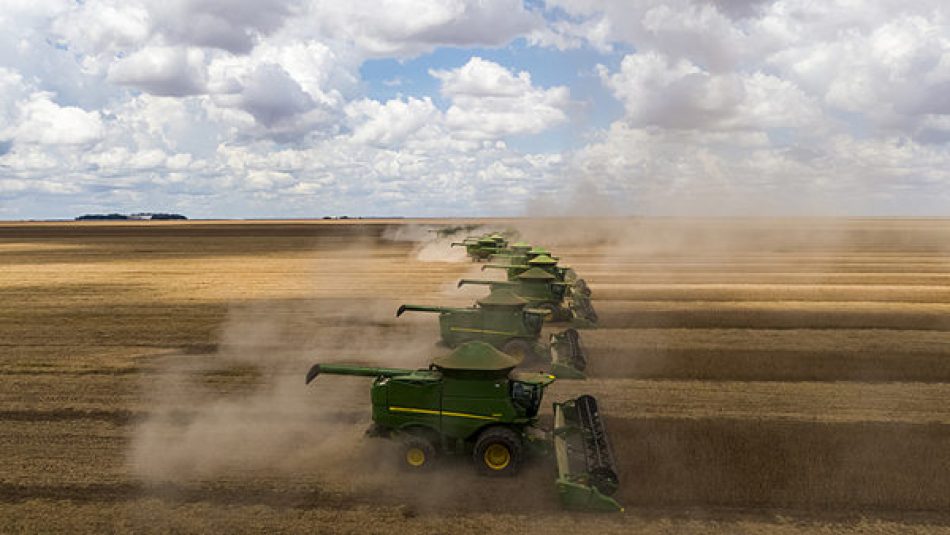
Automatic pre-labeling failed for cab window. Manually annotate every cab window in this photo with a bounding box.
[509,381,541,418]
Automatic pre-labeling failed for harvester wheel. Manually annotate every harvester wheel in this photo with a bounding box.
[473,427,522,476]
[401,435,436,471]
[501,339,540,365]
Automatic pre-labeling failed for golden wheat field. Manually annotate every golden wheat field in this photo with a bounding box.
[3,218,950,534]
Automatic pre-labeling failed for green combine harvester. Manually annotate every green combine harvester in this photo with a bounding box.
[451,234,508,261]
[486,241,533,265]
[459,266,598,327]
[485,250,590,294]
[397,289,586,378]
[487,244,592,299]
[305,342,621,512]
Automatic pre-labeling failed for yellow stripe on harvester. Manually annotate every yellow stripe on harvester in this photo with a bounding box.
[389,406,499,421]
[449,327,518,336]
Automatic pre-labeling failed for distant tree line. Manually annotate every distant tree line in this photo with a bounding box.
[75,213,187,220]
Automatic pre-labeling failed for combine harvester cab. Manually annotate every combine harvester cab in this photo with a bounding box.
[304,342,621,512]
[397,289,586,378]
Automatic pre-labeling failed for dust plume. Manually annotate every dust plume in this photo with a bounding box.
[128,297,446,483]
[511,174,950,383]
[382,223,472,262]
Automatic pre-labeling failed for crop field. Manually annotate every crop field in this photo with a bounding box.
[3,218,950,533]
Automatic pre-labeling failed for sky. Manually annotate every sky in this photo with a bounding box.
[0,0,948,219]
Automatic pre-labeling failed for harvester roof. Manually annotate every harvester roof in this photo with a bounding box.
[528,246,550,255]
[528,254,558,265]
[517,267,558,281]
[477,288,529,307]
[433,341,522,370]
[477,237,497,245]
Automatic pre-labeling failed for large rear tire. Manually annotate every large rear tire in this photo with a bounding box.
[473,427,523,477]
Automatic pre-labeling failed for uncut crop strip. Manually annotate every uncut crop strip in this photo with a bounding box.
[590,284,950,303]
[585,272,950,285]
[551,379,950,424]
[579,328,950,382]
[593,300,950,330]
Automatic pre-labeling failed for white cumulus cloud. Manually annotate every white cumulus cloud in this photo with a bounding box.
[302,0,542,57]
[346,97,440,147]
[108,46,208,97]
[600,51,820,130]
[432,57,571,139]
[7,92,103,146]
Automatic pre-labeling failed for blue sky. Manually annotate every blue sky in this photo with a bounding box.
[0,1,949,219]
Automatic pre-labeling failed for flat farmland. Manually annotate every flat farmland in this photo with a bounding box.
[3,218,950,534]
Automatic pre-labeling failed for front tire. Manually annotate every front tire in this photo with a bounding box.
[401,435,436,471]
[473,427,523,476]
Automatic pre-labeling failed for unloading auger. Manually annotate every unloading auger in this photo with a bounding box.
[305,342,622,512]
[396,288,587,378]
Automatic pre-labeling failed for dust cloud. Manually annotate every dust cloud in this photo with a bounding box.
[382,224,474,262]
[129,298,445,483]
[382,223,513,298]
[127,223,489,486]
